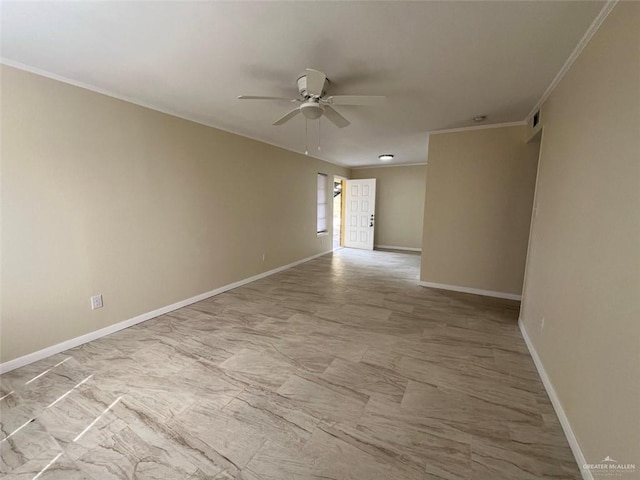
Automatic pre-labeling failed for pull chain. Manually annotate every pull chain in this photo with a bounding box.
[318,117,321,151]
[305,118,308,155]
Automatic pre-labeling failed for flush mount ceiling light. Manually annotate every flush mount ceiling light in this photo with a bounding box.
[473,115,487,122]
[379,154,394,161]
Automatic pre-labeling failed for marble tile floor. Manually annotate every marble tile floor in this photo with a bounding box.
[0,249,581,479]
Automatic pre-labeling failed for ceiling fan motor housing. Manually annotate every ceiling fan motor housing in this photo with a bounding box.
[297,75,327,98]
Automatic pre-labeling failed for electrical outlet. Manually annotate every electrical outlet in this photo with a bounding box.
[262,253,266,262]
[540,316,545,332]
[90,294,103,310]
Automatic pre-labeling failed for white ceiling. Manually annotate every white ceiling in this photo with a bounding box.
[1,1,605,167]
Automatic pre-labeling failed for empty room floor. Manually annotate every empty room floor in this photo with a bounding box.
[0,249,580,479]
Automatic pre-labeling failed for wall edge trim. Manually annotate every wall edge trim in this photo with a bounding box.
[375,245,422,252]
[0,249,333,374]
[518,318,593,480]
[418,281,521,301]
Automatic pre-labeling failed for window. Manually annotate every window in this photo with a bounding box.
[317,173,328,234]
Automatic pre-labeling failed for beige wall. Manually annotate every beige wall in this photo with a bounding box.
[0,66,348,363]
[351,165,426,250]
[520,2,640,467]
[421,125,539,295]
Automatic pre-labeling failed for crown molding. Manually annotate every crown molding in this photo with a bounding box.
[428,121,526,136]
[524,0,618,122]
[351,162,427,170]
[0,58,349,169]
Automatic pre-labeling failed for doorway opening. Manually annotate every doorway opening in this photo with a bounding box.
[333,177,344,249]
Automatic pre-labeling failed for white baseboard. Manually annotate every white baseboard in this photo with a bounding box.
[375,245,422,252]
[418,281,521,301]
[518,318,592,480]
[0,249,333,374]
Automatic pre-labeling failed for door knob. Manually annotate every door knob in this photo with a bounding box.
[369,214,375,227]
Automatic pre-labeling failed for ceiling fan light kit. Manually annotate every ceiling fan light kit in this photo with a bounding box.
[300,102,324,120]
[239,68,386,129]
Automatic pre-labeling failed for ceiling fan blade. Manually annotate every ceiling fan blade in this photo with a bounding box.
[305,68,326,96]
[325,95,386,106]
[238,95,298,102]
[323,106,350,128]
[273,107,301,126]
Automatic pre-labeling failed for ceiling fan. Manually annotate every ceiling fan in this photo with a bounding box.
[238,68,386,128]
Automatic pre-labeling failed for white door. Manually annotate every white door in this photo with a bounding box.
[344,179,376,250]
